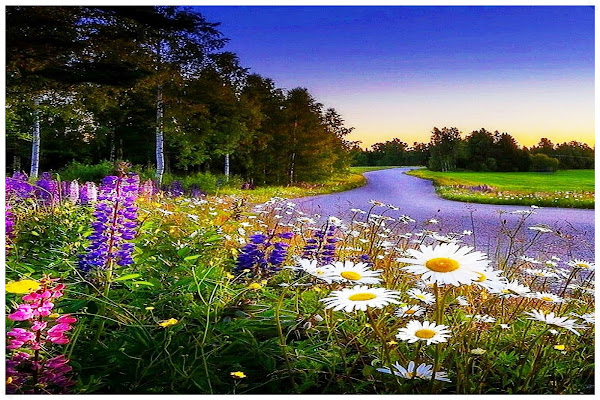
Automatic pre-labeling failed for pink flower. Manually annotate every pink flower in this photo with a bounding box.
[8,305,34,321]
[55,315,77,324]
[31,321,48,331]
[47,323,73,335]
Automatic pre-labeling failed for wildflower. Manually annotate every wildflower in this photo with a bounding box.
[524,268,559,278]
[78,173,140,273]
[524,310,585,336]
[5,277,75,393]
[500,324,510,329]
[35,172,59,206]
[369,200,386,206]
[386,340,398,346]
[322,261,382,285]
[158,318,178,327]
[291,258,335,282]
[234,232,292,277]
[471,267,507,292]
[230,371,246,379]
[570,313,595,324]
[320,286,401,312]
[455,295,469,306]
[6,280,41,294]
[499,280,531,298]
[553,345,566,351]
[427,218,439,224]
[471,348,486,355]
[520,256,541,264]
[396,320,451,345]
[398,243,490,286]
[395,304,426,318]
[377,361,451,382]
[530,292,565,303]
[406,288,435,304]
[145,307,155,311]
[567,259,595,271]
[247,282,262,290]
[528,225,553,233]
[225,272,235,279]
[467,314,496,323]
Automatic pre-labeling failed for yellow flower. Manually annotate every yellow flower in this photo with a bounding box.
[225,273,235,279]
[554,344,566,351]
[470,348,486,355]
[387,340,398,346]
[247,282,262,290]
[6,279,40,294]
[260,280,268,286]
[7,376,13,384]
[158,318,178,327]
[145,307,155,311]
[313,287,322,292]
[48,313,60,319]
[364,323,372,328]
[230,371,246,379]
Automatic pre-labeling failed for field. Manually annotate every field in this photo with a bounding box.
[407,169,595,208]
[4,172,595,394]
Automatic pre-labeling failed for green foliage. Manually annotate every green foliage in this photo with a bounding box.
[529,153,559,172]
[58,161,117,182]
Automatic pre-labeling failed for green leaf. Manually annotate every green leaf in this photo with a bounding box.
[131,281,154,286]
[114,273,141,281]
[184,254,201,261]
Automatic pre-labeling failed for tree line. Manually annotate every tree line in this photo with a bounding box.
[6,6,356,185]
[352,127,594,172]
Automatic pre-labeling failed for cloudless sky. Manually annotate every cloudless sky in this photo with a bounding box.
[194,6,594,148]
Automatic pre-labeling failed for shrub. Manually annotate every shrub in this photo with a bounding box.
[57,161,116,182]
[529,153,559,172]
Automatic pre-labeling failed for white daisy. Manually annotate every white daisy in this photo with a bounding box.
[472,267,507,292]
[320,286,401,312]
[520,256,541,264]
[396,320,451,345]
[294,258,335,283]
[499,280,531,298]
[321,261,383,285]
[398,243,490,286]
[377,361,451,382]
[570,313,595,324]
[455,295,469,306]
[395,304,426,318]
[466,314,496,323]
[407,288,436,305]
[528,225,553,233]
[530,292,565,303]
[524,310,585,336]
[567,259,595,271]
[523,268,559,279]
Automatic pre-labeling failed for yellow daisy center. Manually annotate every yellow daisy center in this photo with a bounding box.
[576,263,589,269]
[405,309,416,315]
[348,293,377,301]
[475,272,486,282]
[406,372,415,378]
[341,271,362,280]
[540,296,554,302]
[425,257,459,273]
[415,329,437,339]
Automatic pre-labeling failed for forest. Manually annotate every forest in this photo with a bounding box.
[6,6,356,186]
[353,128,594,172]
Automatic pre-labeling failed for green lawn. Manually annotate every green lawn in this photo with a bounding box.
[349,166,400,174]
[408,169,594,192]
[407,169,595,208]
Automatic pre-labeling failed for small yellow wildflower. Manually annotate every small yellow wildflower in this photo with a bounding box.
[145,307,155,311]
[554,345,566,351]
[387,340,398,346]
[6,280,40,294]
[230,371,246,379]
[364,323,372,328]
[260,280,268,286]
[158,318,178,327]
[225,273,235,279]
[247,282,262,290]
[470,348,486,355]
[7,377,13,384]
[313,287,321,292]
[48,313,60,319]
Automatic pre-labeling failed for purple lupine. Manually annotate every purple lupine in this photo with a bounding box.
[139,179,157,198]
[79,182,98,204]
[78,173,140,273]
[6,277,76,393]
[302,225,339,264]
[67,181,79,204]
[234,232,294,277]
[6,203,15,240]
[190,185,206,198]
[6,173,35,200]
[169,181,184,197]
[36,172,59,206]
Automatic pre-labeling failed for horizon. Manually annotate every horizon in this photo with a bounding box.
[194,5,595,149]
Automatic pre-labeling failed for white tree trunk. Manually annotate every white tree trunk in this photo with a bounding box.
[30,96,41,178]
[155,86,165,184]
[224,153,230,181]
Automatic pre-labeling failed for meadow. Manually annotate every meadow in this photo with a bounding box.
[407,169,595,208]
[4,171,595,394]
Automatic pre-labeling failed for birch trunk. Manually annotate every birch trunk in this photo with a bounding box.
[30,96,41,178]
[155,85,165,184]
[224,153,230,181]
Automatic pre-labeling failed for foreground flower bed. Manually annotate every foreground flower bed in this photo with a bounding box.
[5,173,595,394]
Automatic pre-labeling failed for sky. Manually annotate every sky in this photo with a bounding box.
[193,5,595,149]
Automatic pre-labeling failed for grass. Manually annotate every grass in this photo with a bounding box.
[407,169,595,209]
[218,171,367,203]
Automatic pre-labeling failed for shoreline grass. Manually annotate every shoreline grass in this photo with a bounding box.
[407,169,594,209]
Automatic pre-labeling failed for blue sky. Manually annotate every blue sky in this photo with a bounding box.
[194,6,595,148]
